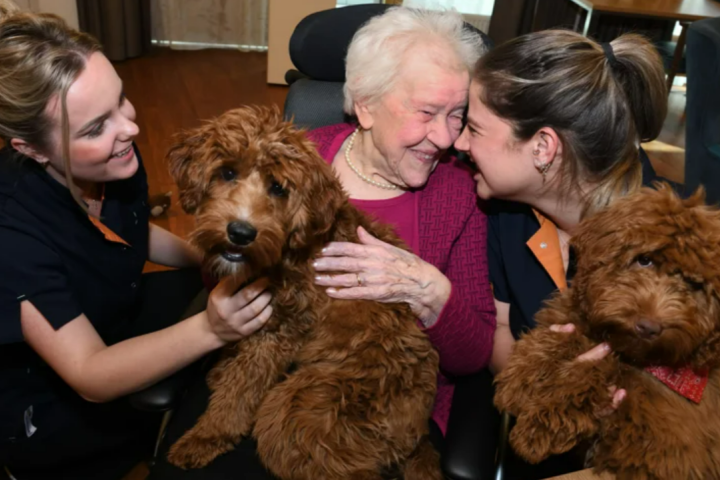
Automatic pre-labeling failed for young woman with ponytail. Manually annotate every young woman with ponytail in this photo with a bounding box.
[454,30,669,478]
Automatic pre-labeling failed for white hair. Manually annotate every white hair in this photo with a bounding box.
[343,7,487,115]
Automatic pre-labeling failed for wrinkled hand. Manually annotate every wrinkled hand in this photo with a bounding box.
[550,323,626,413]
[313,226,451,326]
[205,276,273,344]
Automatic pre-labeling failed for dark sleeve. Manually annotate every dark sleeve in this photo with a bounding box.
[487,203,510,303]
[0,228,82,344]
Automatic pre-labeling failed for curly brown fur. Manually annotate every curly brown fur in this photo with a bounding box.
[165,106,441,480]
[495,184,720,480]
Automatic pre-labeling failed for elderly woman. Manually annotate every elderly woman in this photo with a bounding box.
[310,6,494,434]
[151,7,494,480]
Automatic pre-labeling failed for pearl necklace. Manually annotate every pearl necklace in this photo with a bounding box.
[344,127,398,191]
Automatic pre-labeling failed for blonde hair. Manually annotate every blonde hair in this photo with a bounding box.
[0,0,102,211]
[343,6,486,115]
[473,30,667,217]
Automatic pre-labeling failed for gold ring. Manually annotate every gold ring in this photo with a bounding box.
[356,273,363,286]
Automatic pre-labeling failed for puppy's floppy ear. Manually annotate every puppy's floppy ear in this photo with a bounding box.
[288,157,346,250]
[167,129,208,214]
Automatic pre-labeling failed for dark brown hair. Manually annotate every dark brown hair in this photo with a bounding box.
[474,30,667,216]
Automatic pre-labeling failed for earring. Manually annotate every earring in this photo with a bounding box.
[532,149,552,183]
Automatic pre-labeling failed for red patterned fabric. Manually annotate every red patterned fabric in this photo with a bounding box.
[308,123,496,434]
[645,365,709,404]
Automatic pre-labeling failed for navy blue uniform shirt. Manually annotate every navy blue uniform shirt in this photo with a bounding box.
[488,149,682,339]
[0,146,150,448]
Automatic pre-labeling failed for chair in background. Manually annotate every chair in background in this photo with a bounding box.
[685,16,720,205]
[283,5,502,480]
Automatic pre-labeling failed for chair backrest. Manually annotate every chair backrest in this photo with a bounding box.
[283,5,493,131]
[685,16,720,205]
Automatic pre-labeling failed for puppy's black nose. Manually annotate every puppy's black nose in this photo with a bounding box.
[227,221,257,246]
[635,319,663,339]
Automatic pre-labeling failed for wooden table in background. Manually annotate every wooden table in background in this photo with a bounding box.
[546,468,615,480]
[546,0,720,90]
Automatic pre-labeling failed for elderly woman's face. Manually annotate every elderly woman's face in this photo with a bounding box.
[357,55,469,189]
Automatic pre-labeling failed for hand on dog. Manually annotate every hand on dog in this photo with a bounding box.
[205,276,272,344]
[314,226,451,326]
[550,323,627,414]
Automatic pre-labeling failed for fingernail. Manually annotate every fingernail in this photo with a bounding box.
[326,288,337,294]
[602,343,611,351]
[618,390,627,401]
[321,247,328,253]
[312,261,319,268]
[314,275,325,282]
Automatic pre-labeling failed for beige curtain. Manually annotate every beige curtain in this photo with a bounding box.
[151,0,268,51]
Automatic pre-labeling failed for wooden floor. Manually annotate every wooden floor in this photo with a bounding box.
[642,86,687,184]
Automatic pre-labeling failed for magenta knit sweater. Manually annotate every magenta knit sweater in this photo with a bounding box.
[308,123,496,434]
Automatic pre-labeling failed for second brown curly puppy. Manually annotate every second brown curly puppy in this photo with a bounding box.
[165,106,441,480]
[495,185,720,480]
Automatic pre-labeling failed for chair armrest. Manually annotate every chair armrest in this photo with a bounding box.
[443,369,501,480]
[284,69,308,85]
[128,360,202,412]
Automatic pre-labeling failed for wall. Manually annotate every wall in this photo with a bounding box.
[267,0,336,84]
[13,0,79,29]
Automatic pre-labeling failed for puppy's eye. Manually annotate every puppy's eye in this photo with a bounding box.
[636,255,653,268]
[269,180,287,197]
[219,166,237,182]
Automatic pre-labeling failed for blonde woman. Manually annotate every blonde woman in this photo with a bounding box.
[455,30,668,478]
[0,3,270,479]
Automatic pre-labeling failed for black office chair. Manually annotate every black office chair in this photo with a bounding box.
[127,290,209,463]
[685,16,720,205]
[283,6,502,480]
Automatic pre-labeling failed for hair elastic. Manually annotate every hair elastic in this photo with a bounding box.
[601,42,620,68]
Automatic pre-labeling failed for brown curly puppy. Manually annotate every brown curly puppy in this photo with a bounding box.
[494,184,720,480]
[164,106,441,480]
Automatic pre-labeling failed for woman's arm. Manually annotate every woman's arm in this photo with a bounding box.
[490,299,513,375]
[21,276,272,403]
[419,206,496,375]
[148,223,203,268]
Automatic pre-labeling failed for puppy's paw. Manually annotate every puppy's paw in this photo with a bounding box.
[167,433,234,469]
[509,408,597,464]
[403,437,443,480]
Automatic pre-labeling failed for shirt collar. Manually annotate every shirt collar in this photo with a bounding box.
[527,209,567,291]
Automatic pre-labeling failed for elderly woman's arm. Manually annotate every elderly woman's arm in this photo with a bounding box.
[419,205,496,374]
[315,205,496,375]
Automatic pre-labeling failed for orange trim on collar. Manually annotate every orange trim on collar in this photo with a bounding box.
[88,216,131,246]
[527,209,566,291]
[84,183,129,246]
